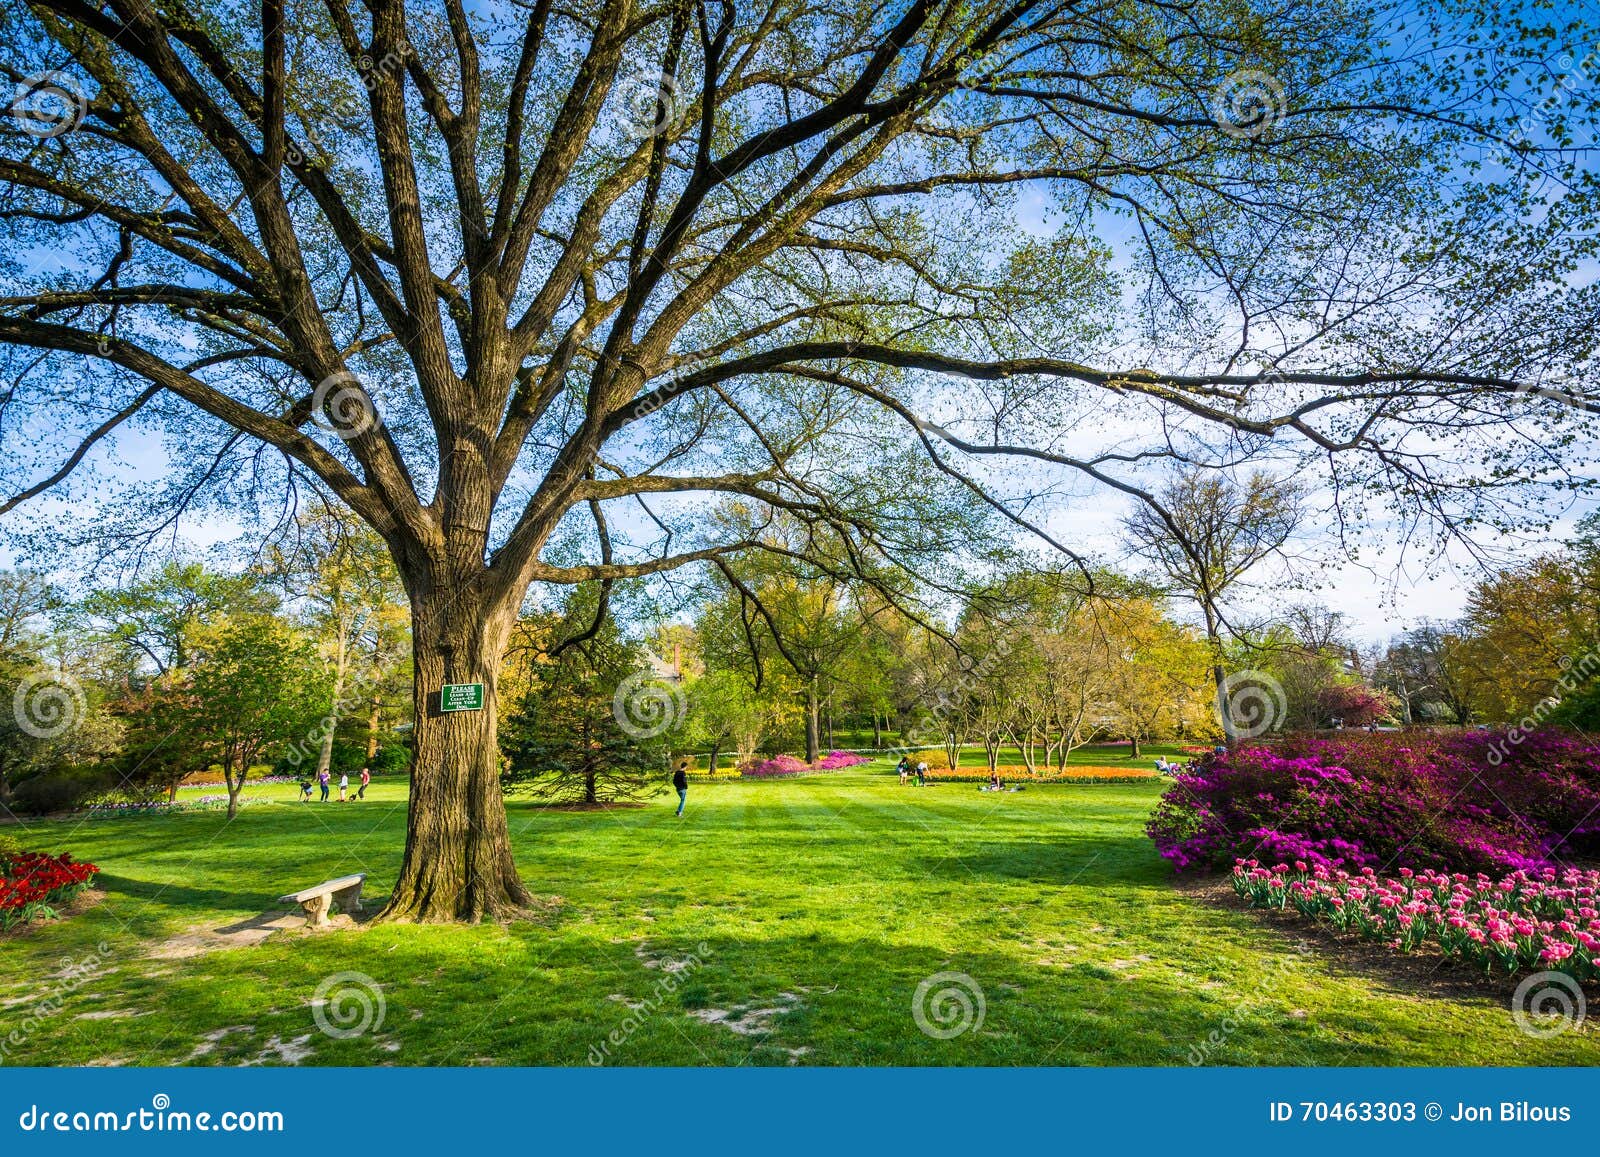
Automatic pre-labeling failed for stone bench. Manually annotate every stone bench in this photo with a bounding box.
[279,874,366,927]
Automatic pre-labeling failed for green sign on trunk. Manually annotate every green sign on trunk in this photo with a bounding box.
[440,682,485,713]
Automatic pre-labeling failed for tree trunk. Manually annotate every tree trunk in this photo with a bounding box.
[707,743,719,775]
[871,713,881,750]
[224,762,242,820]
[1212,661,1234,744]
[366,697,382,760]
[1129,733,1141,759]
[805,677,820,763]
[315,625,349,782]
[1204,606,1236,745]
[379,590,530,923]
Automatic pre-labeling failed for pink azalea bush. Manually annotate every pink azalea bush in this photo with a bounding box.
[1232,858,1600,982]
[737,754,811,778]
[1147,729,1600,875]
[736,750,870,777]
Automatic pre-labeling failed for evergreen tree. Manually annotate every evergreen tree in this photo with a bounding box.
[502,607,664,806]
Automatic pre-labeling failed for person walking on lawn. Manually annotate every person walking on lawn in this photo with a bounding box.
[318,767,330,801]
[673,759,690,817]
[358,766,370,799]
[338,771,349,802]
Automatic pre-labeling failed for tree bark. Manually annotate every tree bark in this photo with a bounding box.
[315,621,350,782]
[1204,605,1236,745]
[379,588,531,923]
[224,761,243,820]
[366,695,382,760]
[804,677,820,763]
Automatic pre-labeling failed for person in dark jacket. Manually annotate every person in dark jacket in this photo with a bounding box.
[673,760,690,816]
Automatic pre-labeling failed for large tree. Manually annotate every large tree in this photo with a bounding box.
[0,0,1594,919]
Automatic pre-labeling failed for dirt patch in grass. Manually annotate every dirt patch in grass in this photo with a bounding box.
[1177,873,1599,1010]
[687,992,803,1036]
[148,908,361,959]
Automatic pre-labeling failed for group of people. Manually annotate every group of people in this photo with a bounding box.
[299,766,371,802]
[1154,750,1215,776]
[894,756,930,786]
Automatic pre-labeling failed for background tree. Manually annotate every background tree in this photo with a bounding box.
[684,668,765,774]
[0,571,124,813]
[1389,621,1481,724]
[1097,599,1212,757]
[1123,468,1303,742]
[502,597,662,805]
[1458,553,1598,721]
[80,562,274,679]
[268,510,405,783]
[178,614,323,818]
[2,0,1594,919]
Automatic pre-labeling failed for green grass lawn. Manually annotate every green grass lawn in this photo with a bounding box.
[1,760,1592,1066]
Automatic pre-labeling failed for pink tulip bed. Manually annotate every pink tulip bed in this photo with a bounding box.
[1232,859,1600,982]
[737,751,871,778]
[1147,728,1600,876]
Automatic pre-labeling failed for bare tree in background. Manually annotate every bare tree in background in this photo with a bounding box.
[0,0,1595,919]
[1122,468,1303,741]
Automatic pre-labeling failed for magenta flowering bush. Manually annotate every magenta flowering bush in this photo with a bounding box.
[1147,729,1600,875]
[1232,858,1600,982]
[736,754,811,778]
[736,750,870,777]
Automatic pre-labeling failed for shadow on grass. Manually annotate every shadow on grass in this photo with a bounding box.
[413,930,1499,1067]
[914,834,1169,887]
